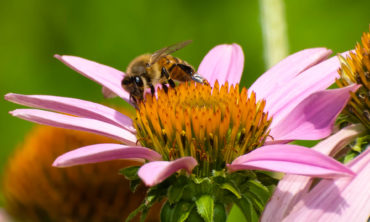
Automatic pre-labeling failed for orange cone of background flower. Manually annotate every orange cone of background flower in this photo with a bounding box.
[2,125,160,222]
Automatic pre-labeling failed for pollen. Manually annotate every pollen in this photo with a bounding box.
[134,81,272,176]
[336,28,370,130]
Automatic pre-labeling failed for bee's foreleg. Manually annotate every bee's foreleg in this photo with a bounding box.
[191,74,205,83]
[168,79,176,88]
[161,66,176,89]
[161,67,170,78]
[149,83,155,95]
[130,94,140,109]
[177,64,194,76]
[162,83,169,93]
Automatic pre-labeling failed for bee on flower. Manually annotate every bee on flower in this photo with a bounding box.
[6,42,358,221]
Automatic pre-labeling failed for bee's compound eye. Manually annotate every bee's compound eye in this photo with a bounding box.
[134,76,144,87]
[122,76,131,85]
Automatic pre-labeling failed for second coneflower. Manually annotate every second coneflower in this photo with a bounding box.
[2,126,160,222]
[261,28,370,222]
[336,29,370,130]
[6,43,359,221]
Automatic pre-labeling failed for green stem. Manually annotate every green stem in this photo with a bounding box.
[259,0,289,68]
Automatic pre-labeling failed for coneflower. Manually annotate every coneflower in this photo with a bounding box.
[262,28,370,222]
[6,43,358,221]
[2,126,160,222]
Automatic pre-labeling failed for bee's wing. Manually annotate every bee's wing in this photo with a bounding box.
[149,40,193,66]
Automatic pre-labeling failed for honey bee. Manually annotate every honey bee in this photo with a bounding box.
[121,40,209,104]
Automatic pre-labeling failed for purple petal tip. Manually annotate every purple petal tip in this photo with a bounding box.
[54,54,62,59]
[4,93,12,100]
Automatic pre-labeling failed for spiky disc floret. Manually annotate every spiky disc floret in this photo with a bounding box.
[336,29,370,129]
[134,81,272,177]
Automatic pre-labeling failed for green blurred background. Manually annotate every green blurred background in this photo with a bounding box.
[0,0,369,220]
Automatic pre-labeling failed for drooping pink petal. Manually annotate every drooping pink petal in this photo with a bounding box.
[54,55,131,104]
[0,209,12,222]
[284,148,370,222]
[227,144,354,178]
[53,143,162,167]
[261,124,365,222]
[251,48,332,101]
[5,93,135,133]
[10,109,137,145]
[138,157,198,186]
[197,44,244,86]
[261,174,312,222]
[269,85,360,141]
[310,123,366,156]
[265,52,350,124]
[102,86,118,98]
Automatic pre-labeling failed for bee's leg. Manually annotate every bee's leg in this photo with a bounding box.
[161,66,176,88]
[191,73,206,84]
[130,94,140,109]
[149,83,155,96]
[162,83,169,93]
[168,79,176,88]
[176,64,208,85]
[161,67,170,78]
[130,94,136,103]
[176,64,194,76]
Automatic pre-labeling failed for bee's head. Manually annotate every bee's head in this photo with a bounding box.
[122,75,145,102]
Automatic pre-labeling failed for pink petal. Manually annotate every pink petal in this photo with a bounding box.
[310,123,366,156]
[54,55,131,104]
[266,52,350,124]
[102,86,118,98]
[5,93,135,133]
[261,174,312,222]
[251,48,332,101]
[269,85,360,141]
[138,157,198,186]
[0,209,12,222]
[10,109,137,145]
[197,44,244,86]
[53,143,161,167]
[284,148,370,222]
[261,124,365,222]
[227,144,354,178]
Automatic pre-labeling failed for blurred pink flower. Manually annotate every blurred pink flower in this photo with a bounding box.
[6,44,358,186]
[261,124,369,222]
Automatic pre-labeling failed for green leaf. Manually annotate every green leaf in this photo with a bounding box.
[119,166,140,180]
[343,152,357,164]
[161,201,194,222]
[174,201,194,222]
[213,203,227,222]
[243,192,264,214]
[167,183,186,204]
[187,208,205,222]
[196,195,214,222]
[193,176,209,184]
[140,207,150,222]
[255,172,279,186]
[212,169,227,177]
[161,202,174,222]
[235,197,258,222]
[227,205,247,222]
[127,178,140,192]
[126,203,146,222]
[246,180,270,204]
[220,183,241,199]
[181,182,196,201]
